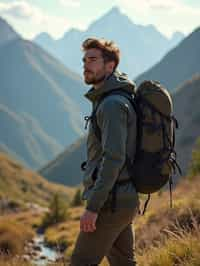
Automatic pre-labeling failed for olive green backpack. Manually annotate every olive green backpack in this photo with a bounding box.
[84,80,182,214]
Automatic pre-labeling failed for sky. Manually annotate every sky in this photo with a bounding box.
[0,0,200,39]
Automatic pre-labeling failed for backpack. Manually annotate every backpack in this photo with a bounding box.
[83,80,182,214]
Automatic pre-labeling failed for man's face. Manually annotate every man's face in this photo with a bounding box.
[82,48,109,85]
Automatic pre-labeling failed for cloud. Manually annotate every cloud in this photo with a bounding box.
[117,0,200,14]
[0,1,72,38]
[0,2,28,19]
[116,0,200,36]
[59,0,80,8]
[0,1,45,22]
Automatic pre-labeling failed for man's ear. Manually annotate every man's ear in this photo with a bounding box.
[106,61,115,73]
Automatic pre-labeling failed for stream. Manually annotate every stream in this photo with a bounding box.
[25,233,63,266]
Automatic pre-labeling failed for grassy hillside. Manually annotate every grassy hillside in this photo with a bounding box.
[1,173,198,266]
[0,149,200,265]
[0,152,74,207]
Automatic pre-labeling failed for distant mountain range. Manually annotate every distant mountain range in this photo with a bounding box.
[136,26,200,91]
[1,13,199,185]
[38,26,200,186]
[0,17,89,169]
[34,7,184,79]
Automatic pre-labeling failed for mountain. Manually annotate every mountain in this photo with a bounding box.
[0,151,74,207]
[34,32,55,46]
[170,31,184,47]
[0,17,89,169]
[33,6,184,78]
[34,32,56,57]
[173,74,200,174]
[39,74,200,185]
[0,103,61,169]
[38,136,86,186]
[136,27,200,91]
[0,17,20,46]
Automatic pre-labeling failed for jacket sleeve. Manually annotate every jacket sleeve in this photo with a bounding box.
[86,97,128,213]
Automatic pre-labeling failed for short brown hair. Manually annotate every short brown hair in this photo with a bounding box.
[82,37,120,70]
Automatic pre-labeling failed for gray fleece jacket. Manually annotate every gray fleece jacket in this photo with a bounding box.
[82,70,140,213]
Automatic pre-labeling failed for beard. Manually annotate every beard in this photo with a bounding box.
[84,71,106,85]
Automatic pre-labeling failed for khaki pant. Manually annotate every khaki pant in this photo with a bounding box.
[69,206,138,266]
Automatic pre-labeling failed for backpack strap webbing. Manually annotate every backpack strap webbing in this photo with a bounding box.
[142,194,151,215]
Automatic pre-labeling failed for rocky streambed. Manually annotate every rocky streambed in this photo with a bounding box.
[23,233,65,265]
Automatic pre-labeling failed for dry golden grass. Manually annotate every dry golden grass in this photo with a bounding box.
[137,212,200,266]
[134,175,200,253]
[0,152,75,207]
[44,206,83,258]
[1,149,200,266]
[0,219,34,256]
[0,257,33,266]
[0,210,43,230]
[32,175,199,266]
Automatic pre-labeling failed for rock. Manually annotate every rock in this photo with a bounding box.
[55,255,65,263]
[40,255,47,260]
[33,245,42,251]
[48,258,55,263]
[27,250,39,258]
[22,255,30,261]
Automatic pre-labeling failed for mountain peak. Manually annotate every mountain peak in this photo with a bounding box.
[171,31,185,40]
[87,6,134,32]
[34,32,54,42]
[61,27,83,40]
[170,31,185,46]
[108,6,121,15]
[101,6,124,21]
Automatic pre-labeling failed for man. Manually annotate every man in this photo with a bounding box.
[70,38,140,266]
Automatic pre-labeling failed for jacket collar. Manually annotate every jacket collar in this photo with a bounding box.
[84,70,136,103]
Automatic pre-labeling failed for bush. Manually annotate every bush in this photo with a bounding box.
[70,188,83,207]
[188,137,200,177]
[41,193,69,228]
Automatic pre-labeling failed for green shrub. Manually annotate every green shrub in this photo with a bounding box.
[70,188,83,207]
[41,193,69,227]
[188,137,200,177]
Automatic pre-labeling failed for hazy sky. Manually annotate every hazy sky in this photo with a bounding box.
[0,0,200,39]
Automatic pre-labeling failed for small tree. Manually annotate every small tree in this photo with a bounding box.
[42,193,69,227]
[71,188,83,207]
[188,137,200,177]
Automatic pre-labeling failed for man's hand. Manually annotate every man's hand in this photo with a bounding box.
[80,209,98,233]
